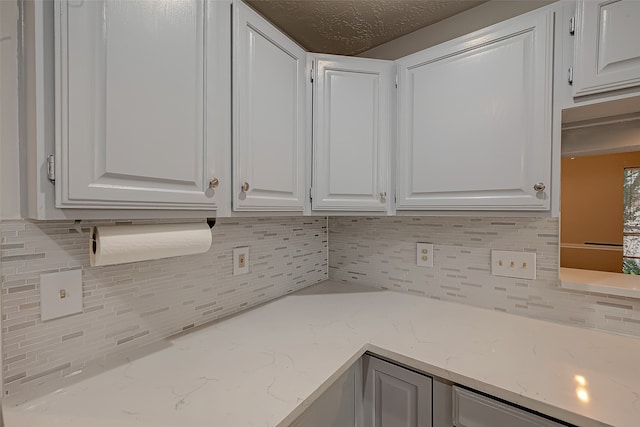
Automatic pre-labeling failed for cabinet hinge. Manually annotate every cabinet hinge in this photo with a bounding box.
[568,66,574,85]
[569,17,575,36]
[309,188,313,203]
[310,64,314,83]
[395,75,398,89]
[47,154,55,184]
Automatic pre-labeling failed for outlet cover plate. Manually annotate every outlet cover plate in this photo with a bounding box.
[233,247,249,275]
[40,269,83,321]
[491,250,536,280]
[417,243,434,267]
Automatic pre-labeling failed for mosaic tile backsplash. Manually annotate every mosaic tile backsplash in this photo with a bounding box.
[0,217,327,396]
[329,216,640,338]
[3,214,640,398]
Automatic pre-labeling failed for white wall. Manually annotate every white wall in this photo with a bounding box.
[1,0,22,219]
[359,0,555,60]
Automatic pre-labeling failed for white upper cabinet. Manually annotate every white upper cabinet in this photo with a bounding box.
[233,1,307,212]
[396,9,554,211]
[311,55,395,212]
[54,0,230,211]
[573,0,640,97]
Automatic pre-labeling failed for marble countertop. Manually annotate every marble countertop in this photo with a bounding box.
[4,280,640,427]
[560,267,640,299]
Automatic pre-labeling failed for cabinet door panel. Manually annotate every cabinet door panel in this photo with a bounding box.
[233,1,306,211]
[57,0,222,209]
[574,0,640,96]
[363,355,432,427]
[312,56,394,211]
[396,10,553,210]
[453,387,566,427]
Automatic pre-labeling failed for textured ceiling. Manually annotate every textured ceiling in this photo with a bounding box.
[245,0,489,56]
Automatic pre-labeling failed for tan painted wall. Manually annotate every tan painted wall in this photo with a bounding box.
[561,151,640,271]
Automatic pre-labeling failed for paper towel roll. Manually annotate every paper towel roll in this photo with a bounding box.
[90,223,212,267]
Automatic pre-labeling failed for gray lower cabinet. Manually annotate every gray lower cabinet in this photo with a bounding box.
[290,360,361,427]
[292,355,568,427]
[363,355,433,427]
[292,354,453,427]
[452,387,566,427]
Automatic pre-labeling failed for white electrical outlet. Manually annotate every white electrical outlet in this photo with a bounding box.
[491,250,536,280]
[40,269,83,321]
[417,243,434,267]
[233,247,249,275]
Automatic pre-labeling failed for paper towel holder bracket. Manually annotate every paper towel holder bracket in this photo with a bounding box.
[207,218,216,229]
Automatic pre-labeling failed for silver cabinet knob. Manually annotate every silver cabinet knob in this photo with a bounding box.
[209,177,219,189]
[533,182,545,192]
[380,192,387,199]
[241,182,250,192]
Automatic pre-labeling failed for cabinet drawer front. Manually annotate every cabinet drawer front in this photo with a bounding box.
[56,0,224,209]
[574,0,640,96]
[453,387,565,427]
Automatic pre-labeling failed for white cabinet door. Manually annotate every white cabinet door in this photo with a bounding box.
[363,355,432,427]
[312,55,394,212]
[573,0,640,97]
[396,9,554,211]
[55,0,229,210]
[233,1,306,212]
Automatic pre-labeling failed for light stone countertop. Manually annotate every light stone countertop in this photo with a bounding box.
[3,280,640,427]
[560,267,640,299]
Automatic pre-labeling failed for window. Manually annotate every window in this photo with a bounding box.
[624,167,640,274]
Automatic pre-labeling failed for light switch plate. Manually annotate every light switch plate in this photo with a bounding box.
[40,269,83,321]
[417,243,434,267]
[233,247,249,275]
[491,250,536,280]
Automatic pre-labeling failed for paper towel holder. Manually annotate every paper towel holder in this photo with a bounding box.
[89,219,215,256]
